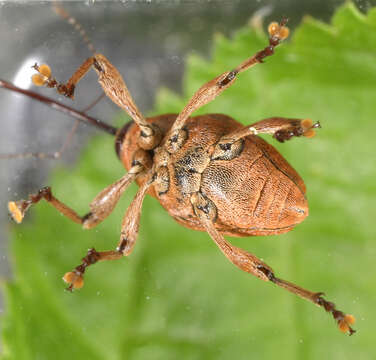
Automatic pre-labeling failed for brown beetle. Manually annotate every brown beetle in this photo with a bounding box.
[3,7,355,335]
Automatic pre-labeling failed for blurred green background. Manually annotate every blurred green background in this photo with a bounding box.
[1,1,376,359]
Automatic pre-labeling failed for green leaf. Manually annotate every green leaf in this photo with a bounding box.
[3,3,375,359]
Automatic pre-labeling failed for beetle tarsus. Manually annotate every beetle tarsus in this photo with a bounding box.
[314,293,356,335]
[272,118,322,142]
[62,248,101,290]
[4,7,355,336]
[270,276,356,335]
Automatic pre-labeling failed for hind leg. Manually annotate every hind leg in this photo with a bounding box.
[190,191,356,335]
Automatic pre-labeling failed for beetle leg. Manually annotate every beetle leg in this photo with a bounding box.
[31,55,161,149]
[117,172,154,256]
[191,192,276,283]
[165,20,289,150]
[63,171,154,291]
[215,118,321,150]
[191,191,356,335]
[8,160,145,227]
[62,248,123,291]
[256,267,356,335]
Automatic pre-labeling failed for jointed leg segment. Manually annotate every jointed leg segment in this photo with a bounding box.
[211,117,321,160]
[32,55,161,149]
[220,117,321,143]
[63,248,123,291]
[191,191,356,335]
[117,172,154,256]
[164,20,290,149]
[10,10,353,335]
[63,171,153,291]
[8,160,145,227]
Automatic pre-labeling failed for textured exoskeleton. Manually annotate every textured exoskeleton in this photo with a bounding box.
[5,11,355,335]
[118,113,308,237]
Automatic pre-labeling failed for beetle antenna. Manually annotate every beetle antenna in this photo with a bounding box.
[0,79,118,136]
[53,2,96,55]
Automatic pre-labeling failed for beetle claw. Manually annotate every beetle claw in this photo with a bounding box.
[313,293,356,335]
[65,284,74,292]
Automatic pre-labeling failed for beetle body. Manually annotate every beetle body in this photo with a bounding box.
[117,113,308,237]
[4,12,355,335]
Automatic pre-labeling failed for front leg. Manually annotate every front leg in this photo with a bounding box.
[251,117,320,142]
[32,55,161,149]
[224,117,320,143]
[190,191,356,335]
[212,117,320,160]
